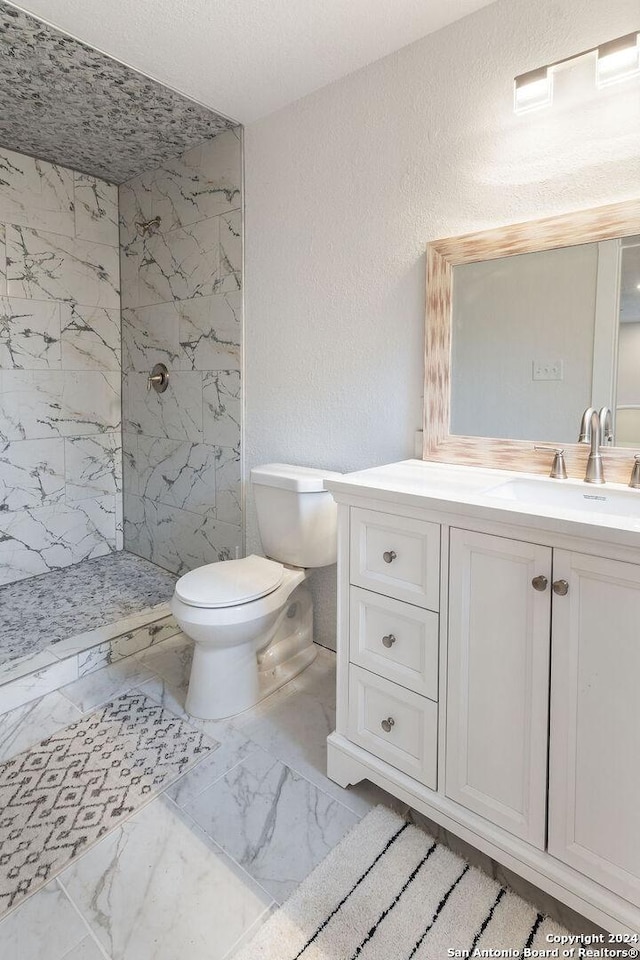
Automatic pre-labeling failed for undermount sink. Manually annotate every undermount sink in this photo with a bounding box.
[483,476,640,518]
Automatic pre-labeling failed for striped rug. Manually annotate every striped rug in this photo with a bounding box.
[235,805,570,960]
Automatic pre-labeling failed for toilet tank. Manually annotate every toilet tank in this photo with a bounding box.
[251,463,342,568]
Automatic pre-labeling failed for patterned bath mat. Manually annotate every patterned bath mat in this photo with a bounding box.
[0,691,214,919]
[235,805,572,960]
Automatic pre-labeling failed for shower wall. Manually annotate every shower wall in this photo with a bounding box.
[120,129,242,575]
[0,147,122,586]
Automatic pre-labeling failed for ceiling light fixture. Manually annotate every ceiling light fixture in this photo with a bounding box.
[514,30,640,115]
[596,32,640,87]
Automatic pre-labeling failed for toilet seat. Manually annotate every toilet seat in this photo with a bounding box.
[175,555,284,609]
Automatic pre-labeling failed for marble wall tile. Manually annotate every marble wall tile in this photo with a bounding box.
[0,297,61,369]
[0,149,75,237]
[123,370,202,442]
[0,370,120,440]
[215,445,242,525]
[65,433,122,501]
[6,225,120,308]
[121,301,188,373]
[60,303,120,371]
[137,437,217,516]
[203,369,241,446]
[59,796,273,960]
[0,150,122,586]
[219,209,242,278]
[118,128,241,245]
[179,291,241,371]
[0,224,6,295]
[121,218,220,309]
[0,438,65,511]
[0,496,116,585]
[74,173,119,247]
[124,494,241,574]
[122,432,139,496]
[122,494,156,562]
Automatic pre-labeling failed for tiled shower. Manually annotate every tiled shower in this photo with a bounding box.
[0,130,242,587]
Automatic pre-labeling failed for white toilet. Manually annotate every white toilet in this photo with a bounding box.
[170,463,341,720]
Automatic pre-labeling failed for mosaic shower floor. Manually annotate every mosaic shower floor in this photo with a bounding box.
[0,552,177,664]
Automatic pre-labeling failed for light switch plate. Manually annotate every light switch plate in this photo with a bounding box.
[532,360,563,381]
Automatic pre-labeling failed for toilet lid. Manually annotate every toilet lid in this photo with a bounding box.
[174,555,285,609]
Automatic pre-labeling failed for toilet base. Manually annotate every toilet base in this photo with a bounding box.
[185,582,315,720]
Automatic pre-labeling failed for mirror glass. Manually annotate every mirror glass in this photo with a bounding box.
[450,235,640,447]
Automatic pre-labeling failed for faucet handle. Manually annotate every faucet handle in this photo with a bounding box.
[630,454,640,489]
[534,445,568,480]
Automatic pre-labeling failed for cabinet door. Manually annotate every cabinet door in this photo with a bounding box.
[446,529,552,848]
[549,551,640,905]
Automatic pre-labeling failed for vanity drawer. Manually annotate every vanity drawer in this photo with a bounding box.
[350,508,440,610]
[349,587,438,700]
[347,665,437,789]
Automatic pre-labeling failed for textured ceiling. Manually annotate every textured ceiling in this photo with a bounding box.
[9,0,497,124]
[0,3,235,183]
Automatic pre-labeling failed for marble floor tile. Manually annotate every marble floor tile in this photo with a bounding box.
[59,795,273,960]
[61,936,106,960]
[0,691,81,763]
[0,655,78,714]
[166,727,259,809]
[184,746,359,903]
[0,880,91,960]
[59,656,155,713]
[139,632,193,690]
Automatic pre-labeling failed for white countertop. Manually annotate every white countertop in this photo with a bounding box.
[325,459,640,551]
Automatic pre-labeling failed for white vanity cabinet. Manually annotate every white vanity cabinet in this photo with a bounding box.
[548,551,640,907]
[445,529,552,849]
[326,461,640,935]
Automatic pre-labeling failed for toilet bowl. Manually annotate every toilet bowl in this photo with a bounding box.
[170,463,341,720]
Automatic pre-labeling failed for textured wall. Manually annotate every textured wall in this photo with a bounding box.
[120,129,243,576]
[0,147,121,585]
[244,0,640,648]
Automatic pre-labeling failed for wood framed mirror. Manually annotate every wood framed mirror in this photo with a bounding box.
[423,198,640,483]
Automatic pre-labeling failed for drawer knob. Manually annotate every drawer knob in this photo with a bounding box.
[382,634,396,648]
[531,575,548,592]
[552,579,569,596]
[381,717,395,733]
[383,550,397,564]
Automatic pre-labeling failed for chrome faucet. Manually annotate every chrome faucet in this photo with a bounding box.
[578,407,610,484]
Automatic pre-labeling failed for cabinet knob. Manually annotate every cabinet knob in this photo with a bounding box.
[382,634,396,648]
[552,579,570,596]
[381,717,395,733]
[383,550,397,564]
[531,575,548,592]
